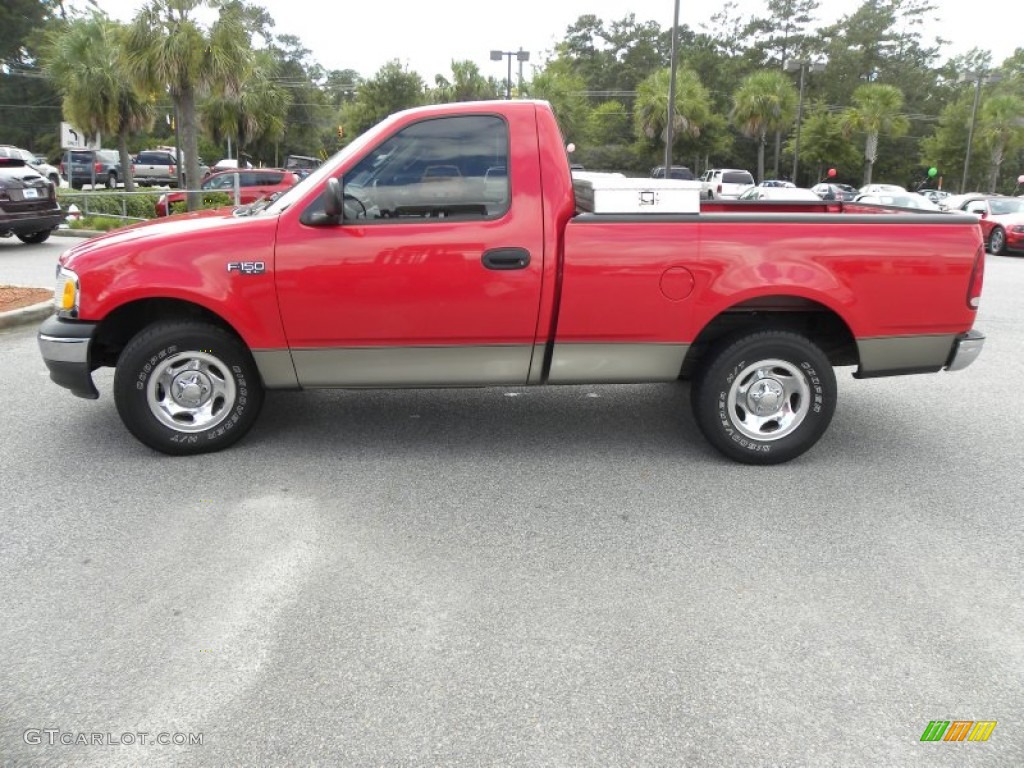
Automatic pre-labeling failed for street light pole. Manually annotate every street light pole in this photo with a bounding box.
[490,49,529,100]
[664,0,681,174]
[959,71,1002,193]
[786,59,824,184]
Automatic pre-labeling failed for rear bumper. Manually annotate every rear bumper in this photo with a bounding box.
[37,315,100,399]
[946,329,985,372]
[0,212,62,236]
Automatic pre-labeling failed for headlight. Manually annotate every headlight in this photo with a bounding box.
[54,266,79,318]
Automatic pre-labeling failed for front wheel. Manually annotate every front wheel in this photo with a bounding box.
[691,330,837,464]
[989,226,1006,256]
[113,321,264,455]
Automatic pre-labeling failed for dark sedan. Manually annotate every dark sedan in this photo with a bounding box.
[0,158,62,244]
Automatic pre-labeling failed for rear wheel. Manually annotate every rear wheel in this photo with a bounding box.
[113,321,264,455]
[16,230,52,244]
[105,171,117,189]
[989,226,1006,255]
[691,330,837,464]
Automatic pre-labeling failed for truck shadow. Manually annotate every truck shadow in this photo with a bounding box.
[253,382,709,462]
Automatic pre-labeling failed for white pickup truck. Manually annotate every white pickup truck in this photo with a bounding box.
[700,168,755,199]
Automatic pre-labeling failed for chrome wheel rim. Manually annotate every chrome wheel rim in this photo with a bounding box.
[146,351,236,433]
[991,229,1004,253]
[726,358,811,442]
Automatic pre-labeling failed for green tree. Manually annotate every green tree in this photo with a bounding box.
[341,60,424,138]
[919,94,974,191]
[42,14,152,191]
[585,100,630,146]
[841,83,910,185]
[978,93,1024,193]
[125,0,253,207]
[200,49,291,167]
[431,61,499,103]
[787,101,860,185]
[634,68,713,166]
[528,60,591,145]
[730,70,797,181]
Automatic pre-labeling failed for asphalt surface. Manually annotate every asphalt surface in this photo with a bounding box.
[1,242,1022,766]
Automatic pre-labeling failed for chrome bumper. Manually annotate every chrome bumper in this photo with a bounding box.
[946,329,985,372]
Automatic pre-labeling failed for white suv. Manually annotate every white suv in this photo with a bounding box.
[701,168,755,200]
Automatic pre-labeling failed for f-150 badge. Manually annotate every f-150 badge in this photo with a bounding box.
[227,261,266,275]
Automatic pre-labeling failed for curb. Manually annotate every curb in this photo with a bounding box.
[0,299,53,331]
[52,228,103,238]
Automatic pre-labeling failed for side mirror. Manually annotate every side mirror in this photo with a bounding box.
[323,177,344,219]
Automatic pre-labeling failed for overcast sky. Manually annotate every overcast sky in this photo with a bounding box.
[81,0,1020,82]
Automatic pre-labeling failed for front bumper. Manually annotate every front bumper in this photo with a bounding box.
[946,329,985,372]
[37,315,100,399]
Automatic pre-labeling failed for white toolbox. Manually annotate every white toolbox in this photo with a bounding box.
[573,173,702,214]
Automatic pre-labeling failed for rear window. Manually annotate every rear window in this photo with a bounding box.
[724,171,754,185]
[242,172,285,186]
[137,152,171,164]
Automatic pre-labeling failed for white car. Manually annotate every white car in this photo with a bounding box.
[859,183,907,195]
[0,145,62,187]
[854,193,940,210]
[701,168,756,199]
[738,186,822,201]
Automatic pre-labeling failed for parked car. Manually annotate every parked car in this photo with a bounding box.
[756,179,795,188]
[948,194,1024,255]
[0,157,63,244]
[811,182,859,201]
[650,165,695,180]
[61,149,121,190]
[700,168,755,199]
[853,193,940,211]
[918,189,950,206]
[859,183,907,195]
[738,186,822,201]
[0,146,61,187]
[154,168,300,216]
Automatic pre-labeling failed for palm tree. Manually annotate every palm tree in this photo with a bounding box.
[841,84,910,186]
[42,15,152,191]
[125,0,251,208]
[201,50,291,166]
[978,94,1024,194]
[634,68,712,162]
[730,71,797,182]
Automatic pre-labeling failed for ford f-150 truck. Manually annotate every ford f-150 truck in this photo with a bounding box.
[37,100,986,464]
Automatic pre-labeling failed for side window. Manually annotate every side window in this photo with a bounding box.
[965,201,987,215]
[342,114,510,222]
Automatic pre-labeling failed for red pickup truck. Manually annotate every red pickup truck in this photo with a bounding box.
[38,100,986,464]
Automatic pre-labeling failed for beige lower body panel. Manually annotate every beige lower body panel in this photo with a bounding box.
[291,345,535,387]
[547,342,689,384]
[856,334,956,376]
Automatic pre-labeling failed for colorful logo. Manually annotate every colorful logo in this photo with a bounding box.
[920,721,997,742]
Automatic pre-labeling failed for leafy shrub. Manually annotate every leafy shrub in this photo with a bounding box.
[58,190,161,220]
[169,192,232,215]
[69,216,126,232]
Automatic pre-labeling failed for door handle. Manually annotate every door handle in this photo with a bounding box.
[482,247,530,270]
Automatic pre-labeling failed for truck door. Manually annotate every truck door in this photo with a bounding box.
[275,111,545,387]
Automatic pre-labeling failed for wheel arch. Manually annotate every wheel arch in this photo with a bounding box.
[680,294,859,379]
[90,297,246,369]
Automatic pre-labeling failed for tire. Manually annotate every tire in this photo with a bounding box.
[72,181,83,190]
[691,330,837,465]
[989,226,1006,256]
[16,230,52,244]
[106,171,117,189]
[113,321,264,455]
[48,173,60,187]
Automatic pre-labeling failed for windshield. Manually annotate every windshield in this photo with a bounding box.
[990,198,1024,215]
